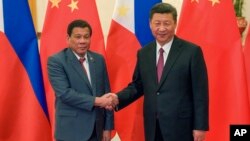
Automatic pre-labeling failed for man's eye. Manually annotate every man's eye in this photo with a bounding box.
[154,23,160,26]
[75,36,81,39]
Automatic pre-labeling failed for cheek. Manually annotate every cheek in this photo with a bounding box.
[69,39,77,44]
[169,25,176,31]
[151,28,158,35]
[85,39,91,45]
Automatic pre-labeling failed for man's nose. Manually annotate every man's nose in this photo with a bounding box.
[158,25,166,31]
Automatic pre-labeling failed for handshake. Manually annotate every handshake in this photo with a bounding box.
[94,93,119,110]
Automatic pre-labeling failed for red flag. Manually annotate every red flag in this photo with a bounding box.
[177,1,250,141]
[244,27,250,102]
[40,0,105,139]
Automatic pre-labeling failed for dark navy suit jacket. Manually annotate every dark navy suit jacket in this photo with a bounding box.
[48,48,113,141]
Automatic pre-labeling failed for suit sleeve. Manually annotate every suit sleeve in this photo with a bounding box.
[191,47,209,130]
[117,51,144,110]
[102,58,114,130]
[47,56,95,111]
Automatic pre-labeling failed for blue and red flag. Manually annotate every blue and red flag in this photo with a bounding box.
[106,0,161,140]
[0,0,52,140]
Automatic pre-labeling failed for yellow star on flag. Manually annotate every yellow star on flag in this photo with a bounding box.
[118,5,130,17]
[209,0,220,6]
[68,0,79,12]
[50,0,61,8]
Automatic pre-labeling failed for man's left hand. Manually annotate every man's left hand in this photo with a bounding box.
[193,130,206,141]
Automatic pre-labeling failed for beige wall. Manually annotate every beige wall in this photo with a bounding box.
[242,0,250,43]
[244,0,250,22]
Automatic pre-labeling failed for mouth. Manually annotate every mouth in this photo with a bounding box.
[77,48,86,53]
[79,46,88,49]
[157,34,166,38]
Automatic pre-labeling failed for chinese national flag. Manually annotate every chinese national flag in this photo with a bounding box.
[177,0,250,141]
[244,27,250,102]
[40,0,105,139]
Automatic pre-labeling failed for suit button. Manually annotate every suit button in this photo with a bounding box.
[156,92,160,95]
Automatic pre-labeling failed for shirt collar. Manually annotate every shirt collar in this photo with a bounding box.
[73,51,88,63]
[156,38,174,52]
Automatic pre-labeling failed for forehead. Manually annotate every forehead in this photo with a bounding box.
[151,13,174,21]
[72,27,90,34]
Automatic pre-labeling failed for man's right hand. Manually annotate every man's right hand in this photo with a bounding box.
[94,94,113,108]
[106,93,119,110]
[94,93,119,110]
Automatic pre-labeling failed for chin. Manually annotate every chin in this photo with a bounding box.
[77,52,86,56]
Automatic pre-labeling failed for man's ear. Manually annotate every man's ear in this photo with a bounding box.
[66,35,70,43]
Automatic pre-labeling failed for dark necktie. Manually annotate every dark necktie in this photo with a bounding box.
[79,57,87,74]
[157,48,164,82]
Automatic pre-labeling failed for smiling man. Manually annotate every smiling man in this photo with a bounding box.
[47,19,114,141]
[109,3,209,141]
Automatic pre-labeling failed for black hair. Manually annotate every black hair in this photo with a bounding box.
[67,19,92,37]
[149,3,177,22]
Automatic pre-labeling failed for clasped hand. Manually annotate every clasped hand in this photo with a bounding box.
[95,93,118,110]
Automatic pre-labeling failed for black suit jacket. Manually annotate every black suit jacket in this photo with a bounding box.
[117,36,209,141]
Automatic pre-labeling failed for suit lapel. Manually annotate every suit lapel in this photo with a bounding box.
[158,37,183,88]
[66,49,92,90]
[87,53,97,96]
[147,43,158,85]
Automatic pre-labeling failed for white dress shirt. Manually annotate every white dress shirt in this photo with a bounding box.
[156,38,174,65]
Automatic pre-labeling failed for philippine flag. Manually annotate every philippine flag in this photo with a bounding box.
[0,0,52,141]
[106,0,161,140]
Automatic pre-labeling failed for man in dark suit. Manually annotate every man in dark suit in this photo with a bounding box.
[47,19,114,141]
[109,3,209,141]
